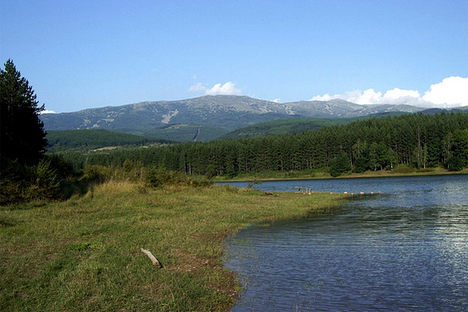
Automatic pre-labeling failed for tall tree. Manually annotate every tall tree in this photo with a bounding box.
[452,129,468,162]
[0,59,47,165]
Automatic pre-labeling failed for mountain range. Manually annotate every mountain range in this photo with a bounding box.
[41,95,458,142]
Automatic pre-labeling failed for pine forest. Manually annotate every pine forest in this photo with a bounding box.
[60,112,468,177]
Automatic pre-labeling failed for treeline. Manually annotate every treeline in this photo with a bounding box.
[46,129,172,152]
[60,112,468,177]
[217,112,405,140]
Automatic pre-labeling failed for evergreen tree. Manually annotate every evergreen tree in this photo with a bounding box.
[329,151,351,177]
[446,129,468,170]
[452,129,468,162]
[0,59,47,165]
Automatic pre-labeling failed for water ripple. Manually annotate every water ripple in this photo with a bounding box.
[225,175,468,311]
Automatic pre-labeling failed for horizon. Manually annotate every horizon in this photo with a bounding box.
[2,1,467,114]
[40,93,468,115]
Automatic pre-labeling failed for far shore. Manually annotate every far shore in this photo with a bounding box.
[214,167,468,183]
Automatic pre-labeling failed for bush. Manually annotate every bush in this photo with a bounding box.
[0,179,24,205]
[82,165,112,183]
[0,158,64,204]
[26,159,61,200]
[46,154,75,179]
[145,167,212,188]
[145,167,180,188]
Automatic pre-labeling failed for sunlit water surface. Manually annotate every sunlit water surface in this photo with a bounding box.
[222,175,468,311]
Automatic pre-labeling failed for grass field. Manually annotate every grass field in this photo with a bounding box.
[0,181,346,311]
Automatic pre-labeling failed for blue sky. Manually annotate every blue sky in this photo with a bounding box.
[1,0,467,113]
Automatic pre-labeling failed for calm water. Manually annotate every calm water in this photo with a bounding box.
[222,175,468,311]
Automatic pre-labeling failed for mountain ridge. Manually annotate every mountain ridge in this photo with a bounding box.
[40,95,438,141]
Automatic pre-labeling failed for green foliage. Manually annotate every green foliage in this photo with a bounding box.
[145,167,212,188]
[445,157,465,171]
[56,112,468,178]
[452,129,468,161]
[219,117,353,139]
[82,165,112,184]
[0,59,47,165]
[0,60,71,204]
[442,129,468,171]
[0,180,23,205]
[219,112,407,140]
[27,159,61,200]
[329,152,351,177]
[354,158,368,173]
[145,167,179,187]
[0,157,68,204]
[46,129,169,152]
[143,124,228,142]
[46,154,75,179]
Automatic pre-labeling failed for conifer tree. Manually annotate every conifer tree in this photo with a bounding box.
[0,59,47,165]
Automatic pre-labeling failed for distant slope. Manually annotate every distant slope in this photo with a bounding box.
[40,95,427,142]
[142,124,228,142]
[218,118,350,139]
[46,129,172,153]
[218,112,408,139]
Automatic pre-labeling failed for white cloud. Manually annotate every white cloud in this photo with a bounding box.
[311,89,387,105]
[381,88,422,105]
[310,93,334,101]
[353,89,384,105]
[206,82,242,95]
[311,76,468,108]
[188,82,207,93]
[189,81,242,95]
[271,98,280,103]
[40,110,56,114]
[423,76,468,107]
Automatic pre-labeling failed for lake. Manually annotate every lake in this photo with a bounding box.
[222,175,468,311]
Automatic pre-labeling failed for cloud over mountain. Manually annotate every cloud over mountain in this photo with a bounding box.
[423,76,468,107]
[311,77,468,108]
[40,110,57,114]
[190,81,242,95]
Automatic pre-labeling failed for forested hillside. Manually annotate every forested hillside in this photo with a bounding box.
[61,113,468,177]
[219,112,407,140]
[46,129,171,152]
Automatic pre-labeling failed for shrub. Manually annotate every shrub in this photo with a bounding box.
[82,165,112,184]
[145,167,212,188]
[0,179,24,205]
[0,158,64,204]
[145,167,180,188]
[46,154,75,179]
[185,175,212,187]
[26,159,61,200]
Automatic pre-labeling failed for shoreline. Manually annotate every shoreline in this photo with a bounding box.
[215,167,468,183]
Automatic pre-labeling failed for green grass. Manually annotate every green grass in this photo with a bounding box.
[0,181,346,311]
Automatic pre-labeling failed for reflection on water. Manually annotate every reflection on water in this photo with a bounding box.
[224,175,468,311]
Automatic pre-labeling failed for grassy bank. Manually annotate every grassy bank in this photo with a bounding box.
[215,166,468,182]
[0,182,346,311]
